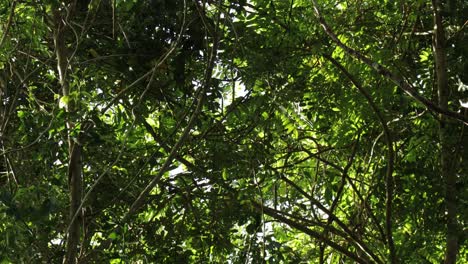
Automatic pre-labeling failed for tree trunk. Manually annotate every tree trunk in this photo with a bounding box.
[53,8,82,264]
[431,1,459,263]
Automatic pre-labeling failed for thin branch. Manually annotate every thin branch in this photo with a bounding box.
[319,134,360,263]
[121,1,221,223]
[66,0,190,236]
[251,201,370,264]
[310,0,468,125]
[260,201,368,247]
[280,174,383,264]
[300,147,345,173]
[0,0,17,48]
[323,54,396,263]
[141,119,202,173]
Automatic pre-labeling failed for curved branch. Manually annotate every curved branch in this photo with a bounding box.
[252,201,370,264]
[319,135,361,263]
[310,0,468,125]
[323,54,396,263]
[280,175,383,263]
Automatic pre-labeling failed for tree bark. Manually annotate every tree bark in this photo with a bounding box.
[431,1,459,263]
[53,7,82,264]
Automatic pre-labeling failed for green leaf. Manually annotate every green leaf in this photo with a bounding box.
[108,232,119,240]
[59,95,70,109]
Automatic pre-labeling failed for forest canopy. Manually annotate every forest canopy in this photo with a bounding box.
[0,0,467,263]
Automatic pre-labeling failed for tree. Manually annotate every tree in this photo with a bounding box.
[0,0,466,263]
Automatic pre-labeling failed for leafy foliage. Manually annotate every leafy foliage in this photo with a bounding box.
[0,0,466,263]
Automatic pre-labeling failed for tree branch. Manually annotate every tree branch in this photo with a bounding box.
[141,119,202,174]
[252,201,370,264]
[323,54,396,263]
[0,0,17,49]
[53,4,83,263]
[310,0,468,125]
[280,174,383,263]
[121,8,222,224]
